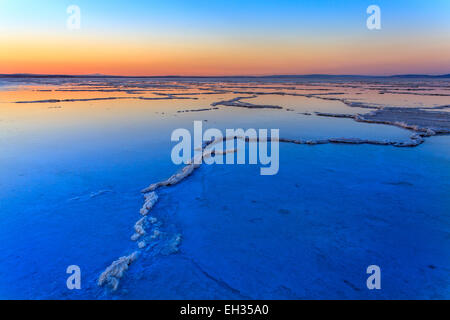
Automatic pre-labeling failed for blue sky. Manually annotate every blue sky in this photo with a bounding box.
[0,0,449,75]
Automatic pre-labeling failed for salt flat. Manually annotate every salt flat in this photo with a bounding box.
[0,76,449,299]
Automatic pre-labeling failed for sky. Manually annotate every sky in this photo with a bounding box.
[0,0,449,76]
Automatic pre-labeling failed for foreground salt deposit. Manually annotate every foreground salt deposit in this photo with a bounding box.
[98,252,139,291]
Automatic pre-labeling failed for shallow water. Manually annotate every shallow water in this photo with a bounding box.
[0,77,449,299]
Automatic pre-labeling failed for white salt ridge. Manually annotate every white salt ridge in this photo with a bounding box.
[101,143,237,292]
[141,143,237,194]
[211,96,283,109]
[141,156,203,193]
[315,106,450,146]
[134,217,146,236]
[99,190,161,290]
[14,95,198,104]
[131,193,159,241]
[143,127,430,199]
[140,192,158,216]
[98,251,139,291]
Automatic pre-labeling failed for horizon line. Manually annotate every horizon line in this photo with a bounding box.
[1,73,450,79]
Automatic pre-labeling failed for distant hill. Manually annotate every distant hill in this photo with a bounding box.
[388,74,450,79]
[262,74,450,79]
